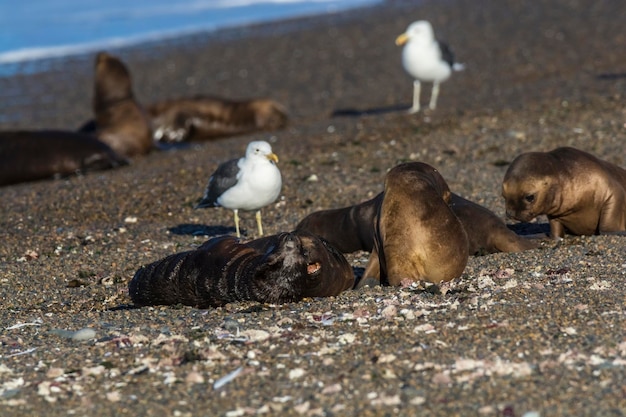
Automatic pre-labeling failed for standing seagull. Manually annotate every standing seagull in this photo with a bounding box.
[395,20,465,113]
[196,140,282,238]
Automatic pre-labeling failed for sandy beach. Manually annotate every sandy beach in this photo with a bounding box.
[1,0,626,415]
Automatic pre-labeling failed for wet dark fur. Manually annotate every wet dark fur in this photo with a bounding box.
[88,52,153,157]
[0,130,128,186]
[129,231,354,308]
[147,96,288,143]
[296,194,381,253]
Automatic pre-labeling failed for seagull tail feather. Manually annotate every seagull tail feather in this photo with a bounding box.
[195,197,219,209]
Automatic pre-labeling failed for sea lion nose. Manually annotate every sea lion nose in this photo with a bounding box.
[282,233,299,250]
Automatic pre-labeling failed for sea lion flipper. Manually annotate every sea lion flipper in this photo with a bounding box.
[358,248,381,289]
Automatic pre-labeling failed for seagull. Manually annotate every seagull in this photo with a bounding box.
[196,140,282,238]
[395,20,465,113]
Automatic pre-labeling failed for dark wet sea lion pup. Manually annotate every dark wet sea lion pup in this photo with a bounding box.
[297,192,536,256]
[448,193,537,254]
[87,52,153,157]
[0,130,128,186]
[361,162,469,287]
[129,230,354,308]
[502,146,626,238]
[147,96,288,143]
[296,194,381,253]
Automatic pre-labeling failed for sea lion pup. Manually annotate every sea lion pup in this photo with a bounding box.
[147,96,288,143]
[448,194,538,255]
[297,192,535,256]
[360,162,469,287]
[295,194,381,253]
[502,147,626,239]
[128,230,354,308]
[0,130,128,186]
[90,52,153,157]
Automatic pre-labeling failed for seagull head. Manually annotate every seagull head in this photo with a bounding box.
[395,20,435,46]
[246,140,279,164]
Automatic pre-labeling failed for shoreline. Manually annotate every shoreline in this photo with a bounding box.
[0,1,384,78]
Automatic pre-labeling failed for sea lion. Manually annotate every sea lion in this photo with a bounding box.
[295,194,381,253]
[449,194,538,255]
[147,96,288,143]
[0,130,128,186]
[88,52,153,157]
[128,230,354,308]
[297,192,535,256]
[360,162,469,287]
[502,146,626,238]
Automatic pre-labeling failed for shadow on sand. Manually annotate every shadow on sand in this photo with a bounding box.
[331,103,411,118]
[169,223,237,237]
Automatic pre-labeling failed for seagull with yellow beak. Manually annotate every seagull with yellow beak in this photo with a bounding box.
[196,140,282,237]
[395,20,465,113]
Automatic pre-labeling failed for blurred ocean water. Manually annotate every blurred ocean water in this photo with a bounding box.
[0,0,380,76]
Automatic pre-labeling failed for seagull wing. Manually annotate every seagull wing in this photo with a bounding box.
[196,158,240,208]
[437,40,456,68]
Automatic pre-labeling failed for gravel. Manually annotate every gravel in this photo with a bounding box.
[1,0,626,415]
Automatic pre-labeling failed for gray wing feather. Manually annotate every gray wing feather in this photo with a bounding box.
[438,39,456,68]
[196,158,240,208]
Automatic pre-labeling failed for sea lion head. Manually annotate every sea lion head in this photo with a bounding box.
[94,51,133,110]
[295,231,355,297]
[502,152,560,222]
[386,162,452,203]
[252,231,353,302]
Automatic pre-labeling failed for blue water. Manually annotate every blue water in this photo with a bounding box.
[0,0,380,66]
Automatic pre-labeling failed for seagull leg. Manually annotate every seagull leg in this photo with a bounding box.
[429,81,440,110]
[255,210,264,236]
[233,209,241,238]
[408,80,421,114]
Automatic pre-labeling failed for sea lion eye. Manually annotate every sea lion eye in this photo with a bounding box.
[524,194,535,203]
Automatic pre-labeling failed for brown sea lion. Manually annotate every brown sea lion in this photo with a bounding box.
[147,96,288,143]
[297,192,535,256]
[128,230,354,308]
[295,194,381,253]
[449,194,538,254]
[90,52,153,157]
[0,130,128,186]
[360,162,469,287]
[502,147,626,238]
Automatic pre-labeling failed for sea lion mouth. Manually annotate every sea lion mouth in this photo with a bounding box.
[307,262,321,275]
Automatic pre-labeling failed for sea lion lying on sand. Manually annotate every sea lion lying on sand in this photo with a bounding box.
[502,146,626,238]
[296,194,381,254]
[449,193,537,254]
[360,162,469,287]
[83,52,153,157]
[297,192,536,256]
[147,96,288,143]
[0,130,127,186]
[129,230,354,308]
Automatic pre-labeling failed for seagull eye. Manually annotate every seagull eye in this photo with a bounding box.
[524,194,535,203]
